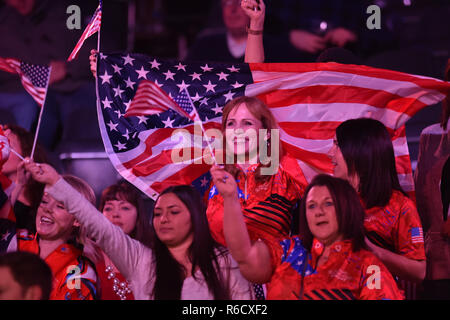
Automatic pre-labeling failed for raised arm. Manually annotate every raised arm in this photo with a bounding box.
[23,159,148,280]
[210,165,272,283]
[242,0,265,63]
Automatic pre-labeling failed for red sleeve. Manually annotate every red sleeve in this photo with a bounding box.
[280,154,307,200]
[395,195,426,261]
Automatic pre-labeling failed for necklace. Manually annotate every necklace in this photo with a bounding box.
[105,265,132,300]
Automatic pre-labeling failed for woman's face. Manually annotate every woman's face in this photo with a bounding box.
[306,186,342,246]
[102,197,138,235]
[36,192,76,241]
[153,193,193,248]
[2,130,22,177]
[328,136,350,181]
[225,103,264,159]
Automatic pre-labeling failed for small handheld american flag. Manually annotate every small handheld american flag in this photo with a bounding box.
[67,0,102,62]
[0,57,51,107]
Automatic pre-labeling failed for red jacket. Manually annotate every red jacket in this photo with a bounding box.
[207,155,307,248]
[267,237,404,300]
[17,230,98,300]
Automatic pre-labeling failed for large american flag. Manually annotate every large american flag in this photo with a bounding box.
[96,53,450,200]
[0,57,51,107]
[67,1,102,62]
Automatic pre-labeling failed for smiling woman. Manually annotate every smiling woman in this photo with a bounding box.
[13,174,99,300]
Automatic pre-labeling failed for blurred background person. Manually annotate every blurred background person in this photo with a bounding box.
[0,251,52,300]
[185,0,299,63]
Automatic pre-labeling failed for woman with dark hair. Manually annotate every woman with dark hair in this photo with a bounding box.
[210,169,403,299]
[23,160,253,300]
[329,118,426,283]
[91,181,152,300]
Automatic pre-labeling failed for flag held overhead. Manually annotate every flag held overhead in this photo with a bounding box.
[95,53,450,199]
[67,1,102,62]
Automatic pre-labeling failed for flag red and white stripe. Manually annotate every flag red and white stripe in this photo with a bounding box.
[67,2,102,62]
[247,62,450,197]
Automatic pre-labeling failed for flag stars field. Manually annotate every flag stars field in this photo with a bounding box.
[100,71,112,84]
[163,70,176,81]
[114,141,127,151]
[200,64,213,72]
[123,54,135,66]
[111,64,122,74]
[150,59,161,69]
[190,72,202,81]
[124,77,136,89]
[136,66,149,79]
[216,72,230,81]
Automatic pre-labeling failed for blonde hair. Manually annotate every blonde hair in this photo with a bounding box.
[61,175,101,262]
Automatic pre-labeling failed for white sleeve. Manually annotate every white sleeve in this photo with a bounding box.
[46,178,150,280]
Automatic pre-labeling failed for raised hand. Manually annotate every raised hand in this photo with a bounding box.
[210,165,238,200]
[89,49,98,78]
[23,158,61,186]
[241,0,265,31]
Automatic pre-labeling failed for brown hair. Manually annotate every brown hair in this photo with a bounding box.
[99,180,152,247]
[221,96,283,182]
[298,174,367,252]
[61,175,97,255]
